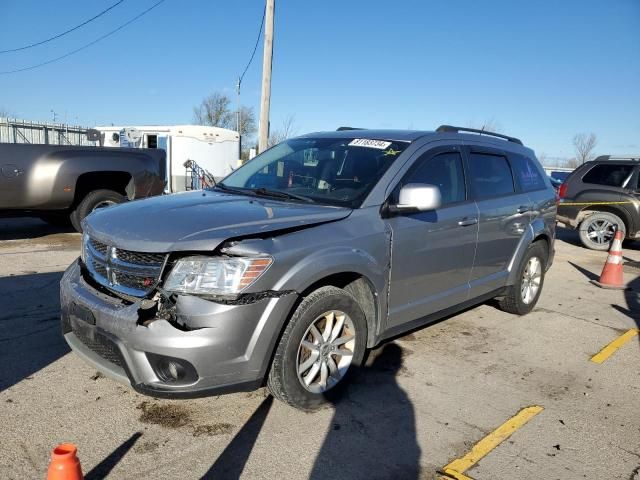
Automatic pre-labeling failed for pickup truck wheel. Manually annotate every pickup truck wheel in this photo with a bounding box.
[71,189,125,232]
[267,286,367,410]
[578,212,626,251]
[498,241,547,315]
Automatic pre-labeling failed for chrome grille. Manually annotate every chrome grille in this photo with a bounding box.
[84,236,167,297]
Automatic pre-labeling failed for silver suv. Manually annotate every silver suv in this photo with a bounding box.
[60,126,556,410]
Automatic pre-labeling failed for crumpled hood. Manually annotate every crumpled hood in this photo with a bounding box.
[84,190,352,252]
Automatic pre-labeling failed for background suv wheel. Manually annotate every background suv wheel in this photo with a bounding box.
[578,212,625,251]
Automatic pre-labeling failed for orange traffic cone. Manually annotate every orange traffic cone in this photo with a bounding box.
[47,443,84,480]
[591,229,627,290]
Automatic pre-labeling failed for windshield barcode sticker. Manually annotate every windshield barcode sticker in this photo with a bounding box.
[348,138,392,150]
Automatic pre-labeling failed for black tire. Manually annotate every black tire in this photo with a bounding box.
[70,189,125,232]
[38,212,72,227]
[498,241,548,315]
[578,212,625,251]
[267,286,368,410]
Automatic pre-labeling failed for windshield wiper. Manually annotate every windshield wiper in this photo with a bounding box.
[251,187,315,203]
[214,183,253,195]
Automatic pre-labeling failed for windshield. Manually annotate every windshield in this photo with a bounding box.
[218,137,409,208]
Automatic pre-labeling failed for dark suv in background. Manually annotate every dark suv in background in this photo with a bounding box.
[557,156,640,250]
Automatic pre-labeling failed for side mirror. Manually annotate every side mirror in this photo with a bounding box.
[396,183,441,211]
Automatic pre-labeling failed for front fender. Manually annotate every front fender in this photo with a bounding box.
[273,246,385,293]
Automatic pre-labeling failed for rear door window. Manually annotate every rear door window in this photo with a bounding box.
[468,153,515,199]
[582,164,634,187]
[510,155,548,192]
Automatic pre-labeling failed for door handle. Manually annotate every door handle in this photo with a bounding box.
[458,217,478,227]
[516,205,531,214]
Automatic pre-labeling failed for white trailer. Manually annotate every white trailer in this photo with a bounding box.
[94,125,240,192]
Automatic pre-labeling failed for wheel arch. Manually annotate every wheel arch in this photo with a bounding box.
[298,272,380,348]
[260,270,382,387]
[73,171,132,208]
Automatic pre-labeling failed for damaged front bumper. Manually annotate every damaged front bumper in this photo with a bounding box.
[60,259,298,398]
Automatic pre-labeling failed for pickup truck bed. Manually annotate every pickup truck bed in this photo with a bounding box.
[0,143,166,231]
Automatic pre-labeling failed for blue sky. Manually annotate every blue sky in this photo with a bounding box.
[1,0,638,160]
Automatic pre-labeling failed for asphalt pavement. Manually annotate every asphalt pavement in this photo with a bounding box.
[1,217,639,479]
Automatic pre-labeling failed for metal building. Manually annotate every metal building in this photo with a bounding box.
[0,117,96,146]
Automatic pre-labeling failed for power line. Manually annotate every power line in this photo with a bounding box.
[0,0,126,54]
[238,6,266,87]
[0,0,166,75]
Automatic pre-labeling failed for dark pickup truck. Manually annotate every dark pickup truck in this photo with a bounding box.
[0,143,166,231]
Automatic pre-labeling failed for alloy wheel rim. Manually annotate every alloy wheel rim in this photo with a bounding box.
[521,256,542,304]
[586,219,615,245]
[296,310,356,394]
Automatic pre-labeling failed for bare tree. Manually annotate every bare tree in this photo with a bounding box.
[0,107,14,118]
[573,133,598,164]
[193,92,257,139]
[193,93,234,129]
[565,157,579,169]
[237,105,257,137]
[467,118,503,133]
[268,114,298,147]
[537,152,548,166]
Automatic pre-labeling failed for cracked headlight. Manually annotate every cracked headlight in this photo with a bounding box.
[163,256,273,295]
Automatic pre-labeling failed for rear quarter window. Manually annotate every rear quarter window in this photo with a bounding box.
[510,155,548,192]
[582,164,634,187]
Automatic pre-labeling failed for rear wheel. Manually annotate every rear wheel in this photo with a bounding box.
[498,241,548,315]
[267,286,367,410]
[70,189,125,232]
[578,212,625,251]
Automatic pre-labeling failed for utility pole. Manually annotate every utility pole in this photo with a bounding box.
[258,0,275,153]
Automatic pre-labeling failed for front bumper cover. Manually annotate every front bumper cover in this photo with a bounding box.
[60,259,298,398]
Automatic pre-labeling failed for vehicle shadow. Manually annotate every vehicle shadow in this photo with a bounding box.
[0,271,70,391]
[0,217,75,241]
[615,274,640,348]
[310,342,421,480]
[555,225,582,247]
[201,396,274,479]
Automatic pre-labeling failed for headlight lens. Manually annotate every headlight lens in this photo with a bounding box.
[163,256,273,295]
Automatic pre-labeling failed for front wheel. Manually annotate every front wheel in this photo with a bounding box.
[267,286,367,410]
[498,241,548,315]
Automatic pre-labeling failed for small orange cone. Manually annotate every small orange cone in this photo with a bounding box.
[47,443,84,480]
[591,229,627,290]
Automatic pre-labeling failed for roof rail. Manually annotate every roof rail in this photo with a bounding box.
[436,125,523,145]
[336,126,366,131]
[593,155,640,162]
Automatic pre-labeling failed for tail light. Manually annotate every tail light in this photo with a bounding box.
[558,182,568,199]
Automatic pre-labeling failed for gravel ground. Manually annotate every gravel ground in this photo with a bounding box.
[1,217,639,480]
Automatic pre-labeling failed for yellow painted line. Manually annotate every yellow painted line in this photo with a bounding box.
[440,406,544,480]
[559,201,633,206]
[441,468,473,480]
[590,329,639,364]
